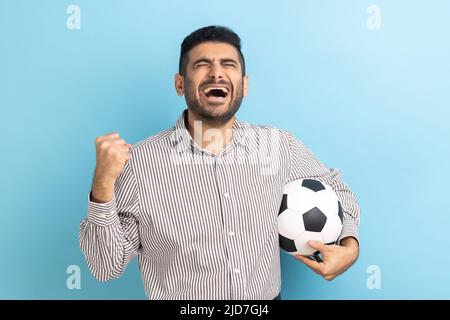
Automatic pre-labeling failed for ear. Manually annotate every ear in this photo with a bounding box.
[243,75,249,97]
[175,73,184,96]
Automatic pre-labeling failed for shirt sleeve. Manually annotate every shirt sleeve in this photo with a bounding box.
[283,130,361,244]
[79,159,141,281]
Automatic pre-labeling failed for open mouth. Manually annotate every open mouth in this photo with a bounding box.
[201,86,230,104]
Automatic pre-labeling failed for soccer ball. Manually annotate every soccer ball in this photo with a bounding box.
[278,178,344,256]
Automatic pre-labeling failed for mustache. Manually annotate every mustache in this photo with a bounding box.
[199,79,231,88]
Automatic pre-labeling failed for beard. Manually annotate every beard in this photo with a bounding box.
[183,76,244,126]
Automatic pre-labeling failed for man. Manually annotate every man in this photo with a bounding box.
[80,25,360,300]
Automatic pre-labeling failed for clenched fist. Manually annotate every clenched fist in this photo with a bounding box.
[91,132,132,203]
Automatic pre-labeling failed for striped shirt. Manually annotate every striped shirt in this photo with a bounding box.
[79,109,360,300]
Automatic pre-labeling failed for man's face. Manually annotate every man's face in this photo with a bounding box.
[175,42,248,125]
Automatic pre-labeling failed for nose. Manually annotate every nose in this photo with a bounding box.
[208,64,224,80]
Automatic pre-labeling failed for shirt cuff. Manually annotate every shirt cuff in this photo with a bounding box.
[338,219,359,245]
[87,192,119,227]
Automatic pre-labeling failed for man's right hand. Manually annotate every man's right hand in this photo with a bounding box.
[91,132,132,203]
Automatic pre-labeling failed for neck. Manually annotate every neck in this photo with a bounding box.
[185,109,234,155]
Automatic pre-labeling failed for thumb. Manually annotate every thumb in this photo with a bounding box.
[308,240,326,252]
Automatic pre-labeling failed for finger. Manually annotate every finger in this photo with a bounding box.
[295,255,324,274]
[96,132,120,142]
[116,144,132,152]
[308,240,328,254]
[104,132,120,138]
[97,139,125,149]
[108,137,127,145]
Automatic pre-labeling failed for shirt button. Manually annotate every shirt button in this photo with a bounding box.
[228,231,235,237]
[224,192,230,198]
[99,214,106,218]
[234,268,240,274]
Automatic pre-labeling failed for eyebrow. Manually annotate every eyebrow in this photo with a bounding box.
[192,57,239,66]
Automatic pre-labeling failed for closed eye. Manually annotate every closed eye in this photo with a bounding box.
[223,63,236,67]
[195,63,209,67]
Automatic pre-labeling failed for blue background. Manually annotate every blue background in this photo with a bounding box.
[1,0,449,299]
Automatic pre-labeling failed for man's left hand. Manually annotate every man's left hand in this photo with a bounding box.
[295,237,359,281]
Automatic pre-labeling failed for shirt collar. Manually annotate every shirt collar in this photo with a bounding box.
[172,109,249,154]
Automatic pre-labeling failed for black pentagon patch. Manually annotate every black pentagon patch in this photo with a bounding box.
[302,179,325,192]
[303,207,327,232]
[338,201,344,223]
[278,194,288,216]
[279,234,297,252]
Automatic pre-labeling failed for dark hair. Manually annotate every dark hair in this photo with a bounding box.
[179,25,246,76]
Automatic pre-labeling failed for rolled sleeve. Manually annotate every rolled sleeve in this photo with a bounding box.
[283,129,361,244]
[338,219,359,244]
[80,159,141,281]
